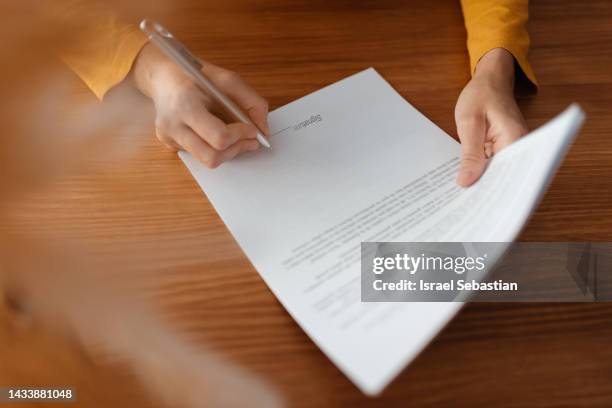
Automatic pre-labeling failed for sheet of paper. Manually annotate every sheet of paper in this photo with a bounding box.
[179,68,585,395]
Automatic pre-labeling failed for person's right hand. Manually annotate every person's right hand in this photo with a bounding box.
[131,43,270,168]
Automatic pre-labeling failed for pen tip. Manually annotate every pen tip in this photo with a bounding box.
[259,136,271,149]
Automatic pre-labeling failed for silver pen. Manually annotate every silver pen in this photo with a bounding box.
[139,19,271,148]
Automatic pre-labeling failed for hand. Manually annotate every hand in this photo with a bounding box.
[131,43,270,168]
[454,48,528,186]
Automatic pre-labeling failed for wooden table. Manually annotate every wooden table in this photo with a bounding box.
[2,0,612,406]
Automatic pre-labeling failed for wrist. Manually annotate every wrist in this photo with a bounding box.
[474,48,516,91]
[131,42,182,100]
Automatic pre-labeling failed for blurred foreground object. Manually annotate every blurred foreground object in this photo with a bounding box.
[0,1,282,407]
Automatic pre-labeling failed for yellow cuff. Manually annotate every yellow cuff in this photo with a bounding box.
[90,27,148,100]
[62,23,148,100]
[461,0,537,96]
[470,40,538,96]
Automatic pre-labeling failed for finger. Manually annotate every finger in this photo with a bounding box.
[487,103,529,153]
[219,138,261,163]
[178,126,259,169]
[186,108,255,151]
[155,126,180,152]
[456,115,488,187]
[492,120,528,153]
[226,122,259,143]
[177,126,220,168]
[155,116,183,152]
[484,142,494,159]
[204,65,270,136]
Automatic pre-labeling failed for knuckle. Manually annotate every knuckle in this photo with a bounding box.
[154,126,178,151]
[205,154,221,169]
[155,116,172,132]
[177,81,200,96]
[257,97,269,111]
[208,128,230,150]
[162,140,178,152]
[155,125,173,143]
[182,98,206,119]
[245,125,258,139]
[154,127,165,141]
[156,131,172,144]
[173,130,189,146]
[217,69,240,86]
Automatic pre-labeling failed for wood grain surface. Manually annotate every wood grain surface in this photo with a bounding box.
[2,0,612,407]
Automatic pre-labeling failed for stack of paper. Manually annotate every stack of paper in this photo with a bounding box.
[179,68,585,395]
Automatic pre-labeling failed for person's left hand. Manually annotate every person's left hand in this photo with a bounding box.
[454,48,528,187]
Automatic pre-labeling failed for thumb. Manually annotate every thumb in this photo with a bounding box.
[456,116,487,187]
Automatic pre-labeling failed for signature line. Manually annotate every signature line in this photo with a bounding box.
[271,126,293,137]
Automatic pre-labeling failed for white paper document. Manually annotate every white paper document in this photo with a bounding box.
[179,69,585,395]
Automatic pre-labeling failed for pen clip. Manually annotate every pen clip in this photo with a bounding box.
[140,19,203,70]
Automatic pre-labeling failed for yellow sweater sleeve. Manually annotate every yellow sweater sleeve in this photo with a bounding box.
[61,15,147,100]
[460,0,537,94]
